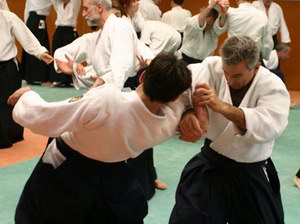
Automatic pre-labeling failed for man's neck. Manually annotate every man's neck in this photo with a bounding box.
[171,2,179,9]
[136,85,162,115]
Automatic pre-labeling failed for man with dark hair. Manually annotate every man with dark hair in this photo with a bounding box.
[8,53,192,224]
[170,36,289,223]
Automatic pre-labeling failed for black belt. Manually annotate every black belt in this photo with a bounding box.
[29,11,46,19]
[56,26,76,32]
[201,138,267,170]
[0,58,15,68]
[181,53,203,64]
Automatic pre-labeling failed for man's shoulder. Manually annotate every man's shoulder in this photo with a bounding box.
[256,66,287,88]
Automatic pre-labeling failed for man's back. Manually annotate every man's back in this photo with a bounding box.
[252,0,291,44]
[140,20,181,56]
[161,6,192,32]
[227,2,273,59]
[139,0,161,21]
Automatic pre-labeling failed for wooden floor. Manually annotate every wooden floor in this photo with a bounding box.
[0,129,47,167]
[1,91,300,168]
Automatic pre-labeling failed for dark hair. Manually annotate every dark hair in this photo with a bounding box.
[275,43,289,52]
[143,53,192,103]
[209,8,219,20]
[112,0,126,16]
[173,0,184,5]
[117,0,132,16]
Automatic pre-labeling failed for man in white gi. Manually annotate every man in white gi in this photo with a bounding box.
[180,0,228,64]
[138,0,161,21]
[224,0,273,60]
[81,0,138,89]
[0,9,53,149]
[161,0,192,33]
[252,0,291,48]
[9,53,192,223]
[169,36,289,223]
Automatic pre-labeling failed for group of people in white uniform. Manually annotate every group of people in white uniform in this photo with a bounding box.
[0,0,295,223]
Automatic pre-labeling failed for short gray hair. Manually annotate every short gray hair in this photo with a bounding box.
[92,0,112,10]
[220,36,260,70]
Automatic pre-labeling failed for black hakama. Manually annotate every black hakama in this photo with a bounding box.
[0,59,24,148]
[50,26,78,86]
[21,11,50,84]
[15,137,147,223]
[169,139,284,224]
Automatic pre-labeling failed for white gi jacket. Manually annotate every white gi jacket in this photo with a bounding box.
[263,49,278,70]
[91,14,139,90]
[161,6,192,32]
[140,20,181,56]
[252,0,291,44]
[225,3,273,60]
[13,84,189,163]
[138,0,161,21]
[180,14,227,60]
[52,0,81,28]
[0,10,48,61]
[189,56,290,162]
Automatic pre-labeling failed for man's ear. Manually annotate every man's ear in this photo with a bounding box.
[254,62,260,72]
[96,3,103,13]
[139,71,146,84]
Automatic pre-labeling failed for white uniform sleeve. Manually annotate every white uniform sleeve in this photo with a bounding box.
[11,13,48,59]
[263,50,278,70]
[213,14,228,36]
[241,74,289,143]
[260,24,274,60]
[278,7,291,44]
[54,32,98,89]
[12,91,103,137]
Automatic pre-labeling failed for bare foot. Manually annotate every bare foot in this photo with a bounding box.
[41,82,54,88]
[154,179,167,190]
[293,176,300,190]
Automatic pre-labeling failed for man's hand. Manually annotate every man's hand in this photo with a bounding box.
[135,55,151,72]
[193,82,225,113]
[7,87,31,106]
[193,83,246,131]
[55,54,75,75]
[75,63,86,77]
[218,0,229,14]
[40,53,53,65]
[88,75,105,90]
[178,110,204,143]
